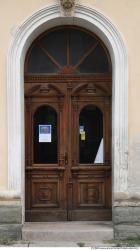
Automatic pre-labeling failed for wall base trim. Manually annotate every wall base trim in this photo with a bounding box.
[0,190,20,200]
[0,224,22,241]
[0,205,22,224]
[114,224,140,239]
[113,206,140,239]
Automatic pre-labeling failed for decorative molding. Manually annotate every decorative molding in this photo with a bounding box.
[24,74,111,83]
[7,4,128,203]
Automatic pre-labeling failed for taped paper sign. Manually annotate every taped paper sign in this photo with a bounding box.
[81,131,85,141]
[39,125,52,143]
[80,126,85,140]
[80,126,84,133]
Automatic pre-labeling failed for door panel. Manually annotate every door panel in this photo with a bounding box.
[70,83,112,220]
[32,180,59,208]
[71,167,111,220]
[78,181,105,207]
[25,167,67,221]
[25,83,68,221]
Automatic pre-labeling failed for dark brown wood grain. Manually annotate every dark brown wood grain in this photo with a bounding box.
[25,26,112,222]
[25,79,112,221]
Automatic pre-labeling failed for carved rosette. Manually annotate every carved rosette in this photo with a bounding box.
[38,187,52,201]
[60,0,75,16]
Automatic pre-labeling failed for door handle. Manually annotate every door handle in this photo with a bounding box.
[65,152,68,165]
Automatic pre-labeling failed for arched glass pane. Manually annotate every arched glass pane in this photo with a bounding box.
[41,29,67,66]
[79,105,103,164]
[69,29,96,65]
[78,45,109,73]
[34,106,57,164]
[28,46,59,74]
[25,27,111,74]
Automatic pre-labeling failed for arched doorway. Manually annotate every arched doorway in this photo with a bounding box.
[24,26,112,221]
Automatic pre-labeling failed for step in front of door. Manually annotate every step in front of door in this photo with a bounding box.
[22,222,113,242]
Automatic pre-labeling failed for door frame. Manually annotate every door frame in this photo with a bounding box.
[24,74,112,221]
[7,4,128,223]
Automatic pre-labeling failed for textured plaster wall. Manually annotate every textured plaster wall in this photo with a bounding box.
[0,0,140,194]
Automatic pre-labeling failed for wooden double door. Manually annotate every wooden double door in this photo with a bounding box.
[25,76,112,221]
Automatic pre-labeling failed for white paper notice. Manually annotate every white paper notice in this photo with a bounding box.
[39,125,52,143]
[94,138,104,163]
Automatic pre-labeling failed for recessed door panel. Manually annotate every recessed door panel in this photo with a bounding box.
[78,181,105,207]
[32,180,59,208]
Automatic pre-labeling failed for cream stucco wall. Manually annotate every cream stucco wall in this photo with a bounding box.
[0,0,140,192]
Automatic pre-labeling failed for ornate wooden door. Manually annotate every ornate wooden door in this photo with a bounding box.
[25,26,112,221]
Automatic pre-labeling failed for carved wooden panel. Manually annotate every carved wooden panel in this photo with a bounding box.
[32,180,59,208]
[78,181,105,207]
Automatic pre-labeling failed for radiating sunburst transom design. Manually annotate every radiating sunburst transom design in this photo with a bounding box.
[25,27,111,75]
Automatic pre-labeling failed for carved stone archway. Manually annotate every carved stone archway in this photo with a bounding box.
[7,4,128,224]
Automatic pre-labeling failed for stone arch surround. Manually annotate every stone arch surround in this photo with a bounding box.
[6,4,129,238]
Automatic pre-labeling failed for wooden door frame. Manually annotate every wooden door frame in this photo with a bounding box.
[6,5,128,224]
[25,74,112,221]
